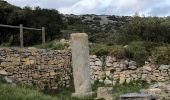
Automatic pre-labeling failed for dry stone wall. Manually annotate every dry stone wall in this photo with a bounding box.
[0,47,169,93]
[0,47,72,90]
[89,55,170,85]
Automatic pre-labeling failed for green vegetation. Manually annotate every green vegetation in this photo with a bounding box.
[0,83,59,100]
[0,82,95,100]
[0,76,149,100]
[125,41,149,66]
[90,44,110,56]
[92,80,149,100]
[152,46,170,65]
[113,80,149,100]
[0,0,64,46]
[34,40,69,50]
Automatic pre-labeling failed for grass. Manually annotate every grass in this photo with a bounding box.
[0,82,95,100]
[92,80,149,100]
[0,79,149,100]
[0,83,59,100]
[34,40,69,50]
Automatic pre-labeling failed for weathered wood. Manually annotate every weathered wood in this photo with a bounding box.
[0,24,19,28]
[23,27,42,31]
[20,24,24,48]
[0,24,45,47]
[0,24,42,31]
[42,27,45,47]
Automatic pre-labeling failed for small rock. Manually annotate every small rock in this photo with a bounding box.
[128,61,136,67]
[0,70,8,76]
[104,79,112,85]
[128,66,137,70]
[159,65,169,70]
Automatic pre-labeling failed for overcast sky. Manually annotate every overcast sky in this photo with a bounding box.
[5,0,170,16]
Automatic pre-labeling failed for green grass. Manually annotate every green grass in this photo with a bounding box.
[34,40,69,50]
[92,80,149,100]
[112,80,149,100]
[0,82,95,100]
[0,77,149,100]
[0,83,59,100]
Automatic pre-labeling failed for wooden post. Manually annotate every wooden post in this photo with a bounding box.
[42,27,45,47]
[20,24,23,48]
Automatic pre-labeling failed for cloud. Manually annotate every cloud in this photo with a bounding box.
[148,5,170,16]
[5,0,170,16]
[59,0,165,15]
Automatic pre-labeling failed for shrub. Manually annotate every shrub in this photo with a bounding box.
[125,41,149,66]
[52,42,69,50]
[90,44,110,56]
[35,41,69,50]
[110,45,125,59]
[152,46,170,65]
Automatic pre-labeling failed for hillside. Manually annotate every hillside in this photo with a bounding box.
[0,0,170,46]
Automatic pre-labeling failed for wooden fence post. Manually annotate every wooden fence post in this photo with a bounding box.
[42,27,45,47]
[20,24,23,48]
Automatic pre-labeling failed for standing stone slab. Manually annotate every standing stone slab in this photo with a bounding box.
[71,33,93,98]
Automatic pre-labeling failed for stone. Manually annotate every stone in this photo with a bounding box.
[95,61,102,66]
[143,66,152,72]
[159,65,169,70]
[106,62,112,67]
[4,76,13,84]
[71,33,93,98]
[105,71,110,76]
[128,66,137,70]
[104,78,112,85]
[120,93,152,100]
[119,74,125,84]
[90,62,95,66]
[96,87,114,100]
[50,72,56,76]
[128,61,136,67]
[0,70,8,75]
[142,74,147,79]
[32,73,39,79]
[126,78,131,84]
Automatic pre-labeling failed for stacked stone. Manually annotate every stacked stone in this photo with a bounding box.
[89,55,170,85]
[0,47,72,90]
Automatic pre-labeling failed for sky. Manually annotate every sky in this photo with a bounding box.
[5,0,170,16]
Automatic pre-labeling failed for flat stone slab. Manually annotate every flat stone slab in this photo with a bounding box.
[120,93,152,100]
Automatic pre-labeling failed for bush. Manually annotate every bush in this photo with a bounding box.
[110,45,125,59]
[90,44,110,56]
[152,46,170,65]
[125,41,149,66]
[35,41,69,50]
[113,80,149,100]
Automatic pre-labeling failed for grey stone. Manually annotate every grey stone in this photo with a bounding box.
[96,87,114,100]
[159,65,169,70]
[128,61,136,67]
[104,78,112,85]
[0,70,8,76]
[120,93,152,100]
[71,33,93,98]
[128,66,137,70]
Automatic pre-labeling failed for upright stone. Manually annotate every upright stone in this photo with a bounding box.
[71,33,93,98]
